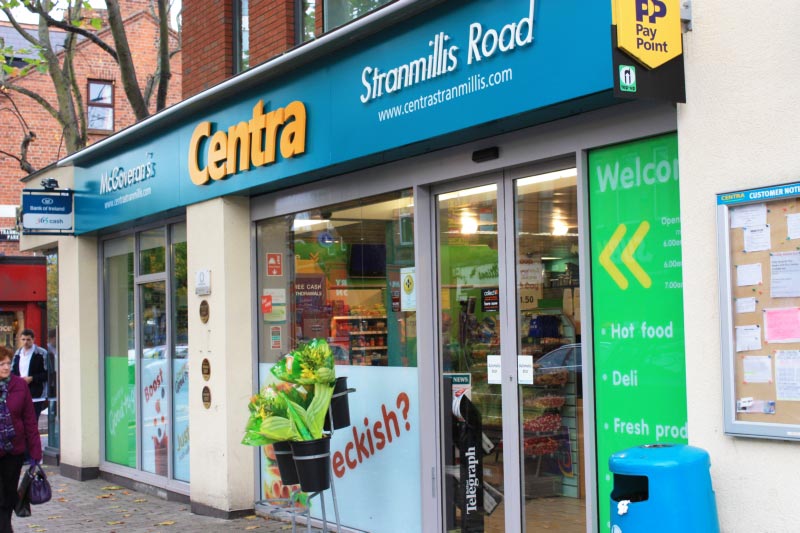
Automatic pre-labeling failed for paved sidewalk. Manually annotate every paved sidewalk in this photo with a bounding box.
[13,465,322,533]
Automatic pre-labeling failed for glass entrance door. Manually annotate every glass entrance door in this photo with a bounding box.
[437,168,585,532]
[438,181,506,531]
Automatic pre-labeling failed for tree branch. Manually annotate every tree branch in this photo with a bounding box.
[20,1,120,61]
[155,0,170,110]
[0,82,60,120]
[105,0,148,119]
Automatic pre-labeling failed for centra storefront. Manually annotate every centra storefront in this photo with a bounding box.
[34,1,689,531]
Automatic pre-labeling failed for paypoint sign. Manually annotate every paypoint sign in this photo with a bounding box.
[616,0,682,68]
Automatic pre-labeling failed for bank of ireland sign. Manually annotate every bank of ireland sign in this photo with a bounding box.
[21,190,73,232]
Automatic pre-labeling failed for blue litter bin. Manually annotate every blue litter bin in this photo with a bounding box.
[609,444,720,533]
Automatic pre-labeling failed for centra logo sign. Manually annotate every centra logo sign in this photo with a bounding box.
[187,100,307,186]
[100,153,156,194]
[616,0,682,69]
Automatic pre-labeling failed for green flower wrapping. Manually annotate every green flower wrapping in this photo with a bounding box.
[241,383,309,446]
[270,338,336,385]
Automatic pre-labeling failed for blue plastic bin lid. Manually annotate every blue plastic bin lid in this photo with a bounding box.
[609,444,711,475]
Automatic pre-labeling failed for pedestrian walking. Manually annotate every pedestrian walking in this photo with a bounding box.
[0,345,41,533]
[11,330,47,419]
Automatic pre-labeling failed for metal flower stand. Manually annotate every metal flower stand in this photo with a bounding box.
[256,381,354,533]
[311,381,355,532]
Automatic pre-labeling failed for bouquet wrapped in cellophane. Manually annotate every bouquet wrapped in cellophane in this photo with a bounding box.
[241,382,307,446]
[270,338,336,385]
[243,339,337,445]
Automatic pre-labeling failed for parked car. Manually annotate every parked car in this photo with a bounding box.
[534,343,582,397]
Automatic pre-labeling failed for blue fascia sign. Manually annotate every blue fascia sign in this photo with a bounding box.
[21,189,74,234]
[74,0,613,233]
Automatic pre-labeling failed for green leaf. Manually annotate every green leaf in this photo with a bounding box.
[305,382,333,439]
[241,431,270,447]
[284,399,312,440]
[245,414,262,433]
[259,416,298,442]
[90,17,102,30]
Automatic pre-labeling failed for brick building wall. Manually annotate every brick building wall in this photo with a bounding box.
[182,0,312,99]
[181,0,236,98]
[248,0,295,67]
[0,2,182,256]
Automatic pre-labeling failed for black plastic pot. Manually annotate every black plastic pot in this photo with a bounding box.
[324,376,352,431]
[272,441,299,486]
[291,437,331,493]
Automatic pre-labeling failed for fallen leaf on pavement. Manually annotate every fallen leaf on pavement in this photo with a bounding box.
[133,498,147,503]
[56,489,66,493]
[46,516,61,520]
[122,491,131,495]
[245,526,260,530]
[96,494,114,499]
[106,521,124,525]
[102,485,124,490]
[156,520,176,526]
[56,498,68,502]
[244,515,258,520]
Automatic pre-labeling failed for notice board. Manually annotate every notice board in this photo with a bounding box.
[718,182,800,439]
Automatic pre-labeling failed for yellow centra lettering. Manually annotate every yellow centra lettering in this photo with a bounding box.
[188,121,211,185]
[187,99,307,187]
[208,130,228,180]
[280,101,307,158]
[263,108,285,165]
[250,100,266,167]
[227,121,251,175]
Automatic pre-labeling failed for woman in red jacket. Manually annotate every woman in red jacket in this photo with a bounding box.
[0,346,42,533]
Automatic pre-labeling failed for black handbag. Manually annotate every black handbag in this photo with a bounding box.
[27,464,51,505]
[14,467,31,517]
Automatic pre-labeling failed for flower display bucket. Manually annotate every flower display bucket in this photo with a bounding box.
[291,438,331,493]
[273,441,300,486]
[324,376,352,431]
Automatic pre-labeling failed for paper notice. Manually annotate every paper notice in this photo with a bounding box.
[776,350,800,401]
[736,397,776,414]
[743,224,771,252]
[736,297,757,314]
[517,355,534,385]
[731,203,767,229]
[743,355,772,383]
[735,324,762,352]
[736,263,762,287]
[771,251,800,298]
[788,213,800,240]
[487,355,501,384]
[764,307,800,343]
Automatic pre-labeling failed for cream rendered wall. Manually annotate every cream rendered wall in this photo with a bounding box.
[679,2,800,531]
[56,235,101,469]
[187,196,255,514]
[18,168,101,472]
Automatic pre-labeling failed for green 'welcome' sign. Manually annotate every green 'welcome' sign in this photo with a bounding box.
[589,133,688,531]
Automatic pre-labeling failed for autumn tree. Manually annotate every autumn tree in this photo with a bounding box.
[0,0,179,171]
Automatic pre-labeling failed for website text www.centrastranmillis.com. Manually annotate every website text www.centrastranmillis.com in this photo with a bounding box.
[376,67,514,122]
[104,186,152,209]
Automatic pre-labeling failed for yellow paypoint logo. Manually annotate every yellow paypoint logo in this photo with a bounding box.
[615,0,682,69]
